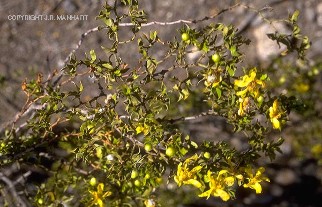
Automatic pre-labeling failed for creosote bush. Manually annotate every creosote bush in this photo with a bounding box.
[0,1,313,207]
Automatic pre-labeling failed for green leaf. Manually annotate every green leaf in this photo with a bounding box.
[147,59,156,74]
[290,10,300,23]
[90,50,96,62]
[191,141,198,148]
[179,147,188,155]
[201,40,209,52]
[227,65,235,76]
[230,45,238,57]
[216,87,222,98]
[150,31,158,41]
[223,26,229,36]
[114,69,121,76]
[102,63,114,70]
[260,74,268,80]
[293,25,301,37]
[301,36,311,50]
[103,18,114,27]
[79,81,83,92]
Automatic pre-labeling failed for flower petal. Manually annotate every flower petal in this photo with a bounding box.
[271,118,281,129]
[184,179,202,188]
[236,88,248,97]
[97,198,104,207]
[251,182,262,194]
[218,170,228,176]
[234,70,256,87]
[97,183,104,193]
[224,176,235,186]
[198,189,212,199]
[191,166,202,173]
[185,154,199,163]
[214,189,230,201]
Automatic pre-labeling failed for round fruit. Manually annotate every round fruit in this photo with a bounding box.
[134,179,141,187]
[89,177,97,186]
[96,147,103,159]
[38,199,44,204]
[145,173,150,179]
[211,53,221,63]
[279,76,286,84]
[181,33,189,41]
[165,147,176,157]
[144,143,153,152]
[203,152,211,159]
[131,170,139,179]
[156,177,163,184]
[257,96,264,104]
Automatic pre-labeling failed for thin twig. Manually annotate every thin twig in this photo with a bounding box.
[13,171,32,186]
[63,27,100,65]
[0,172,27,207]
[168,110,219,123]
[62,3,242,66]
[1,3,278,135]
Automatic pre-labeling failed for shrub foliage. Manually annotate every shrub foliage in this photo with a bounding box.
[0,1,314,206]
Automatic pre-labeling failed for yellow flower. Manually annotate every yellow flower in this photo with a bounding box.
[204,73,222,88]
[234,69,265,98]
[198,170,234,201]
[243,167,270,194]
[136,123,149,135]
[269,99,284,130]
[174,154,203,188]
[235,174,244,186]
[294,82,309,93]
[89,183,112,207]
[238,97,250,116]
[224,176,235,186]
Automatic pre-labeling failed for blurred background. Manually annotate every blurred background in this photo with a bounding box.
[0,0,322,206]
